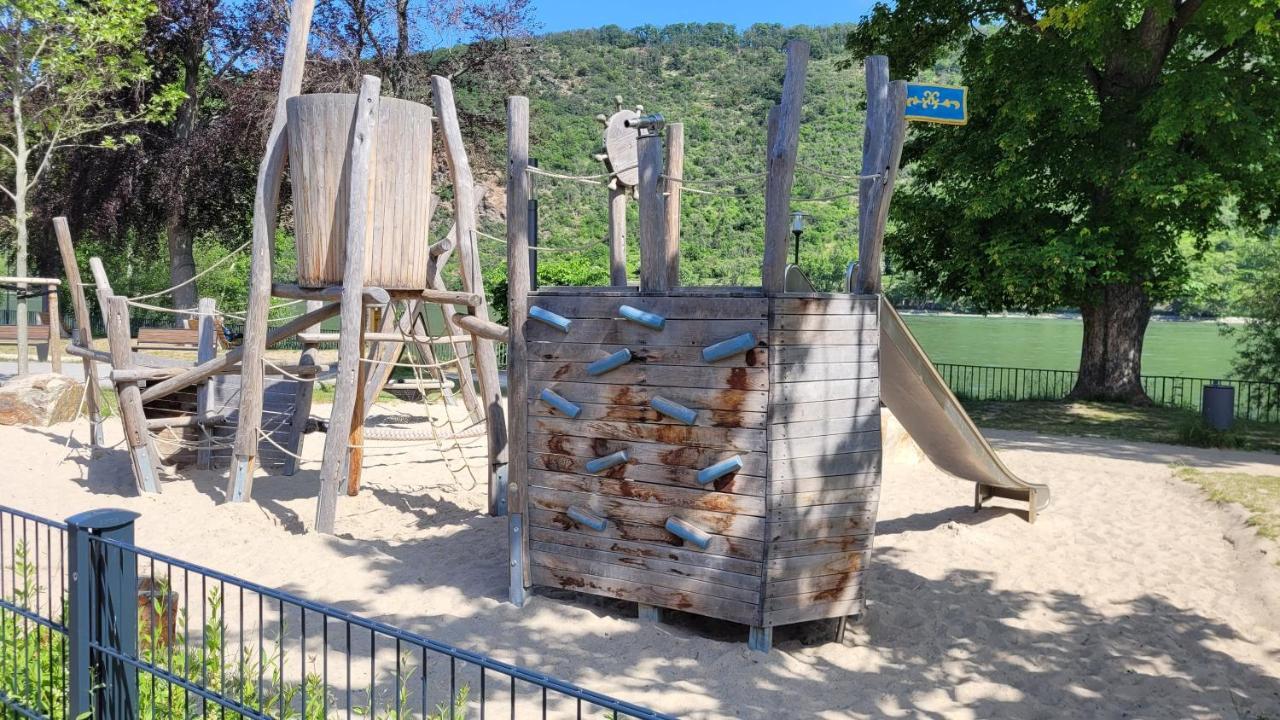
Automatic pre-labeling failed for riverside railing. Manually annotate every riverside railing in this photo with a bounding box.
[934,362,1280,423]
[0,505,672,720]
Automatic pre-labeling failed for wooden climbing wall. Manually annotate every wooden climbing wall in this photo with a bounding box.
[520,288,882,629]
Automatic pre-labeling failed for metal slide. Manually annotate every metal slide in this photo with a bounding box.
[878,297,1051,521]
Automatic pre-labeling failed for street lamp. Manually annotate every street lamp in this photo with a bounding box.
[791,210,806,266]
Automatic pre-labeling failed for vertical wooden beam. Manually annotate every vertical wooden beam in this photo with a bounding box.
[432,74,508,517]
[762,39,810,294]
[231,0,315,498]
[608,188,628,287]
[53,218,103,448]
[47,284,62,374]
[428,229,482,420]
[195,297,217,470]
[90,259,160,494]
[636,129,668,293]
[283,300,322,476]
[506,95,532,604]
[346,305,370,496]
[855,56,907,295]
[314,74,380,533]
[663,122,684,288]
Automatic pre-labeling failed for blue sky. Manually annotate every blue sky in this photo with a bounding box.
[530,1,880,34]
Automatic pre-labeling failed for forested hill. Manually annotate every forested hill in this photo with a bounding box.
[472,23,876,293]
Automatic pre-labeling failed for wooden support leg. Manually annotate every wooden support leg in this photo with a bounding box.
[48,287,62,374]
[346,307,369,496]
[748,626,773,653]
[637,604,663,623]
[508,511,526,607]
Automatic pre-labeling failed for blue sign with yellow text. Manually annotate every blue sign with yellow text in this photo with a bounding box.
[904,83,967,125]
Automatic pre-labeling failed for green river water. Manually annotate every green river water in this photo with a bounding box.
[901,314,1240,379]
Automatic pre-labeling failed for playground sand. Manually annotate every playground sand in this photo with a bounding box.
[4,404,1280,718]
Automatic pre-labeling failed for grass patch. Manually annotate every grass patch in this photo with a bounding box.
[1174,467,1280,542]
[963,400,1280,453]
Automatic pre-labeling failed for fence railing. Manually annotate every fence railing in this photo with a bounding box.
[0,505,672,720]
[934,362,1280,423]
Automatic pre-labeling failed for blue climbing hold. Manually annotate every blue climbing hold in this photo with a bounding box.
[529,306,572,332]
[702,332,757,363]
[586,348,632,376]
[618,305,666,330]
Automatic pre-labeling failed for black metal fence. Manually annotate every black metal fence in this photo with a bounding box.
[935,363,1280,423]
[0,505,672,720]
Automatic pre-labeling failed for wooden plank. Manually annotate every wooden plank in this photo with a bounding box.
[771,296,878,315]
[636,124,669,292]
[313,75,379,527]
[608,186,627,286]
[771,398,880,425]
[762,40,809,293]
[530,415,764,452]
[530,453,765,496]
[529,469,766,516]
[769,412,879,440]
[772,452,880,483]
[772,329,878,347]
[772,483,881,508]
[529,526,762,578]
[855,57,907,295]
[766,580,863,612]
[530,565,757,626]
[531,295,766,321]
[525,317,767,348]
[531,540,760,593]
[528,433,767,476]
[767,550,869,583]
[529,361,767,391]
[769,429,880,460]
[102,295,162,493]
[766,595,864,626]
[530,380,767,414]
[772,344,878,365]
[770,314,878,332]
[769,570,865,600]
[433,74,507,517]
[531,549,760,605]
[772,378,880,404]
[768,534,873,559]
[770,499,879,523]
[528,397,767,430]
[529,341,767,368]
[529,486,763,540]
[768,510,878,542]
[663,122,684,288]
[770,362,877,385]
[528,508,762,561]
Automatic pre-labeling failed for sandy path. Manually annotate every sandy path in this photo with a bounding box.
[4,412,1280,719]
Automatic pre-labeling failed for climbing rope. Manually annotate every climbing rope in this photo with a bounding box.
[127,240,251,302]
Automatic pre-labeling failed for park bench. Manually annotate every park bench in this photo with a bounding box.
[132,327,201,352]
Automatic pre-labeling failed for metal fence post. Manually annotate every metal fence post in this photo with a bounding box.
[67,508,140,720]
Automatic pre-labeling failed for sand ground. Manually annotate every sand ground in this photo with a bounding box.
[4,405,1280,719]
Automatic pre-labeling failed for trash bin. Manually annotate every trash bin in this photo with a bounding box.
[1202,383,1235,431]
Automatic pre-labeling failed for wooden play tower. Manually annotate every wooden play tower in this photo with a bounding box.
[503,45,907,651]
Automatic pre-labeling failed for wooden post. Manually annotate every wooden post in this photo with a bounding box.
[762,40,809,294]
[283,299,322,476]
[432,74,508,517]
[608,187,628,287]
[663,122,684,288]
[346,305,370,496]
[636,127,668,293]
[47,283,62,374]
[427,217,482,420]
[314,74,381,533]
[855,56,908,295]
[195,297,217,470]
[53,217,104,448]
[230,0,315,499]
[506,95,531,604]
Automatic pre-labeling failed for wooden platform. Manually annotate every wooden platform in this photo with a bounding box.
[521,290,882,629]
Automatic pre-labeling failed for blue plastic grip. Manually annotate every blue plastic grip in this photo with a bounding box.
[529,306,572,332]
[665,517,712,550]
[585,450,630,474]
[702,333,757,363]
[586,348,632,376]
[567,506,608,532]
[539,388,581,419]
[618,305,666,330]
[697,455,743,486]
[650,396,697,425]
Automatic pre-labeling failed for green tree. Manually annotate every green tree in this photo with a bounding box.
[1229,233,1280,392]
[847,1,1280,403]
[1,0,177,371]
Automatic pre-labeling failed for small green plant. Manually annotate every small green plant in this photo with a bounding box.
[1174,416,1248,450]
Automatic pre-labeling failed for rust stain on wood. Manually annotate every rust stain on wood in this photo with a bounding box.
[552,362,572,379]
[727,367,751,391]
[547,434,572,455]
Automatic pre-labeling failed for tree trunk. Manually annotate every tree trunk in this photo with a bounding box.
[13,141,29,376]
[166,213,198,321]
[1068,282,1153,404]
